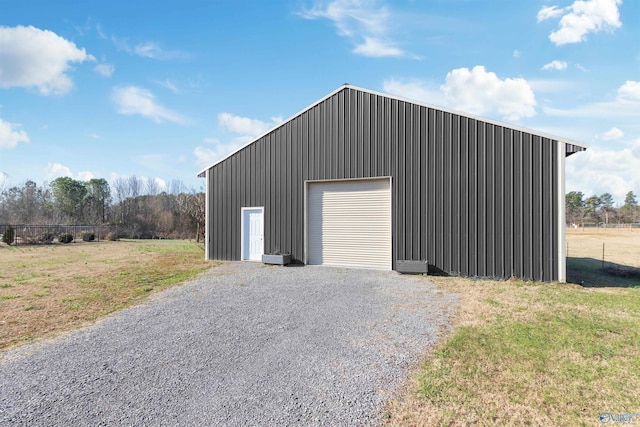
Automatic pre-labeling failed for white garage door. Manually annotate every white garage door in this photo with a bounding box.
[307,178,391,269]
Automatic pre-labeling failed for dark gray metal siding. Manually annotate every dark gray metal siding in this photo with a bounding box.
[206,87,559,281]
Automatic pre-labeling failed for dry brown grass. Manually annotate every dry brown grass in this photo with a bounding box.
[566,228,640,287]
[0,240,215,351]
[384,228,640,426]
[566,227,640,268]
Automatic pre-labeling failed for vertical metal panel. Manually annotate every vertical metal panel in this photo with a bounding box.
[205,86,559,281]
[477,121,487,277]
[468,118,477,276]
[451,114,460,274]
[459,116,469,275]
[494,126,504,278]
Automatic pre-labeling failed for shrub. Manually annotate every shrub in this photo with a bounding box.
[58,233,73,244]
[2,226,15,245]
[81,231,96,242]
[39,232,55,244]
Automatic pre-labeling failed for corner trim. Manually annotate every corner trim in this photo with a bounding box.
[558,142,566,282]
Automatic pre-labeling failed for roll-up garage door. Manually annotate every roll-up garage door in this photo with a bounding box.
[307,178,391,269]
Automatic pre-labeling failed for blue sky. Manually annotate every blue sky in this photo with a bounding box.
[1,0,638,204]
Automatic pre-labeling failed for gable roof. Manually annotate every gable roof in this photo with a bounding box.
[198,84,587,177]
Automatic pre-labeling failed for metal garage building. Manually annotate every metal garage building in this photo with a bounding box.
[198,85,586,282]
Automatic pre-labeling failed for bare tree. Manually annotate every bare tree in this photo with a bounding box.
[169,179,186,195]
[113,177,131,225]
[0,172,8,195]
[145,178,161,196]
[128,175,142,199]
[0,180,51,223]
[175,188,205,241]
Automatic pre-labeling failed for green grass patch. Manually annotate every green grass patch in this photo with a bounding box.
[413,280,640,426]
[567,257,640,288]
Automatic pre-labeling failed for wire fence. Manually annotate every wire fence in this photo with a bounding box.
[0,224,118,246]
[570,222,640,228]
[566,227,640,274]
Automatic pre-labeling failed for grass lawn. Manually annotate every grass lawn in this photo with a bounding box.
[0,239,215,351]
[385,228,640,426]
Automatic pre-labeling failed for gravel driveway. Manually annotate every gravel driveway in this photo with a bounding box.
[1,262,456,426]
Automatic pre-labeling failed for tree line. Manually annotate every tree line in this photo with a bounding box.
[2,175,638,237]
[566,190,639,226]
[0,176,205,240]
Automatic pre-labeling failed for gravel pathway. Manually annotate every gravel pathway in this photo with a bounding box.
[0,262,456,426]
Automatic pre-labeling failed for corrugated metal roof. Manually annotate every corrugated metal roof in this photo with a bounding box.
[197,84,587,177]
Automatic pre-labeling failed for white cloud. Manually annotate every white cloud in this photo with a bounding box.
[299,0,412,58]
[566,140,640,201]
[537,6,565,22]
[45,167,98,184]
[441,66,536,121]
[544,100,638,118]
[383,78,444,104]
[44,162,73,180]
[0,25,94,95]
[513,49,521,58]
[196,114,283,168]
[134,42,162,58]
[300,0,388,37]
[0,118,30,149]
[138,176,166,191]
[112,37,188,60]
[217,113,283,137]
[385,66,536,121]
[352,36,404,57]
[94,63,114,77]
[528,79,578,93]
[194,136,247,168]
[618,81,640,100]
[575,63,589,72]
[542,60,568,71]
[194,146,220,168]
[545,80,640,118]
[112,86,187,124]
[538,0,622,46]
[96,24,107,40]
[602,127,624,140]
[155,79,180,94]
[76,171,95,181]
[0,172,8,191]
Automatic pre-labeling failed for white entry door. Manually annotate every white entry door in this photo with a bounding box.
[241,207,264,261]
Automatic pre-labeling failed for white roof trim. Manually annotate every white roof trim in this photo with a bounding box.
[198,84,587,177]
